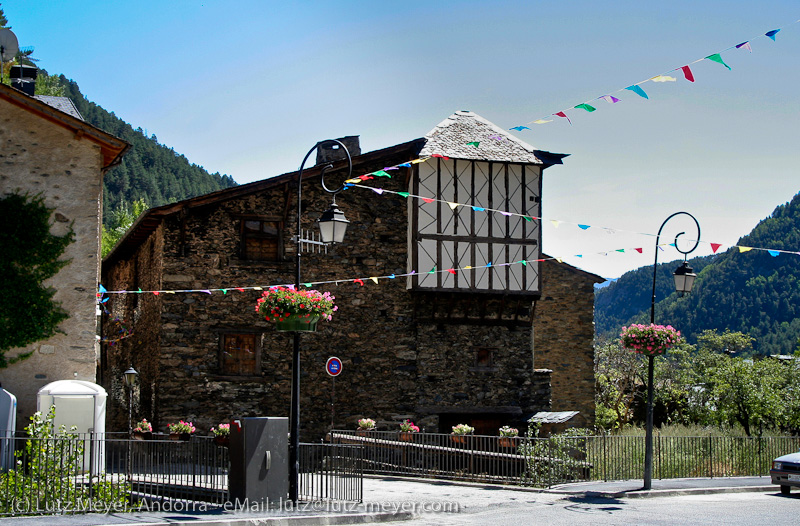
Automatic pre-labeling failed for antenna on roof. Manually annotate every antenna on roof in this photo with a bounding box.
[0,28,19,83]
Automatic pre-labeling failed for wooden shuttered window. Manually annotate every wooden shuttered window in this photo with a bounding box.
[241,219,282,261]
[220,333,260,376]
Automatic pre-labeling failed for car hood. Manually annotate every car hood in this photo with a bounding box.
[775,451,800,463]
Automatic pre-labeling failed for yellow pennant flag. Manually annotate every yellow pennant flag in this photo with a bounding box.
[550,220,560,228]
[738,246,753,253]
[533,119,552,124]
[556,258,563,263]
[411,158,428,164]
[447,202,459,210]
[464,266,472,269]
[651,75,676,82]
[253,287,263,290]
[370,277,379,284]
[345,178,361,184]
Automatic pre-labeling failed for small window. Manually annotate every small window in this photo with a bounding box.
[241,219,282,261]
[475,348,494,368]
[220,333,261,376]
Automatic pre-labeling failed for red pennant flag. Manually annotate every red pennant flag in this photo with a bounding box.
[681,65,695,83]
[354,279,364,286]
[448,268,457,275]
[432,154,450,160]
[235,288,244,292]
[635,248,643,253]
[554,111,572,125]
[422,198,435,203]
[152,291,160,295]
[710,243,722,253]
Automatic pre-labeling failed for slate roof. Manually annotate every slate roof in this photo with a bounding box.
[34,95,84,120]
[419,110,567,164]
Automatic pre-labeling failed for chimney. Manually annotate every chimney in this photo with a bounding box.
[316,136,360,165]
[10,64,37,96]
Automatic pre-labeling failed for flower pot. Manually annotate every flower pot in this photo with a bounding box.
[276,314,321,332]
[170,433,192,442]
[498,437,518,448]
[133,431,152,441]
[356,429,373,437]
[398,432,414,442]
[214,436,230,447]
[451,435,468,445]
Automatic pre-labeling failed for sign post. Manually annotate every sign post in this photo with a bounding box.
[325,357,342,431]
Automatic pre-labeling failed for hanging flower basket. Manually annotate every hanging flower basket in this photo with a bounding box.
[620,323,682,357]
[398,432,415,442]
[255,287,336,332]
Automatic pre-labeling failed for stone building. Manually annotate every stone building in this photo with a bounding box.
[100,111,600,438]
[0,82,129,425]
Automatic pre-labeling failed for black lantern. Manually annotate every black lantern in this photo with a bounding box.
[672,261,697,295]
[317,199,349,244]
[123,366,138,387]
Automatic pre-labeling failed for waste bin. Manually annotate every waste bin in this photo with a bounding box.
[228,417,288,507]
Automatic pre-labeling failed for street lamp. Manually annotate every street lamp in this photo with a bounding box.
[644,212,700,490]
[289,139,352,503]
[123,366,138,438]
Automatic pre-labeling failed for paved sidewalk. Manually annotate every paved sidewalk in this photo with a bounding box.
[0,476,779,526]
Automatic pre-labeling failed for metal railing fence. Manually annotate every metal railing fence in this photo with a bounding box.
[331,430,800,487]
[0,432,230,517]
[299,442,363,503]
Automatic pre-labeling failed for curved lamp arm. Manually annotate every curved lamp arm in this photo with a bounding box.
[650,211,701,323]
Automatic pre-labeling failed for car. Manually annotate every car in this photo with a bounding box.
[771,450,800,495]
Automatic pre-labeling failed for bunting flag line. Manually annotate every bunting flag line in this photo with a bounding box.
[510,18,800,129]
[96,232,800,298]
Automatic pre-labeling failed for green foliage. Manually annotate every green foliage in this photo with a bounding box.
[596,192,800,355]
[596,330,800,435]
[101,198,148,258]
[0,193,74,362]
[0,4,8,27]
[0,406,132,515]
[519,421,593,487]
[34,70,65,96]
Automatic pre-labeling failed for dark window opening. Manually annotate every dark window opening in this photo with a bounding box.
[220,333,261,376]
[241,219,282,261]
[475,348,494,368]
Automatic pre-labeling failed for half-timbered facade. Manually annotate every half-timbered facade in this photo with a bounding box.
[100,111,599,439]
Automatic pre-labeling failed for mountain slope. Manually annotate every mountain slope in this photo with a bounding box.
[596,191,800,355]
[54,73,237,224]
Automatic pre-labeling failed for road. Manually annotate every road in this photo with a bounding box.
[397,491,797,525]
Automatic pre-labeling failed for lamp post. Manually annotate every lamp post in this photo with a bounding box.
[289,140,352,503]
[123,366,138,438]
[644,212,700,490]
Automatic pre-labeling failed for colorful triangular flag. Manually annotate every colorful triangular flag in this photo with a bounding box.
[625,85,649,99]
[706,53,731,70]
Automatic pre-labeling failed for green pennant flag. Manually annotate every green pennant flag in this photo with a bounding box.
[523,216,533,222]
[222,289,228,294]
[705,53,731,70]
[373,170,391,177]
[519,260,527,266]
[398,192,410,198]
[303,283,312,287]
[466,141,480,148]
[428,266,436,274]
[574,103,596,112]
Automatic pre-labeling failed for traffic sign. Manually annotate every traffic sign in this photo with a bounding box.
[326,356,343,377]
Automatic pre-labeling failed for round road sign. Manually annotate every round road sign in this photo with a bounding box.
[326,356,343,377]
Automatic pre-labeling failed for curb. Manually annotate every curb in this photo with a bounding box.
[548,485,777,499]
[97,511,415,526]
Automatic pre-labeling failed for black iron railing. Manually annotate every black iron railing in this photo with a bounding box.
[330,431,800,487]
[299,442,363,503]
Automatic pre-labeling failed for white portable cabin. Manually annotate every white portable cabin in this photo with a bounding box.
[0,387,17,471]
[37,380,107,473]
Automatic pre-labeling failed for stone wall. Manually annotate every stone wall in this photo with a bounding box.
[102,148,594,439]
[0,98,104,425]
[532,259,599,428]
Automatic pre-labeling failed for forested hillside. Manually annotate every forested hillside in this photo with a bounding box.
[594,255,716,338]
[52,72,237,225]
[595,192,800,355]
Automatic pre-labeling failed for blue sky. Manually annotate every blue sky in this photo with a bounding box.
[5,1,799,279]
